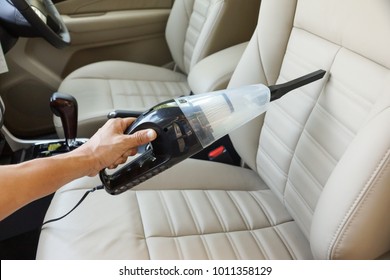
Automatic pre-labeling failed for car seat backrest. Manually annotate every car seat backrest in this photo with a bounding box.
[165,0,260,74]
[229,0,390,259]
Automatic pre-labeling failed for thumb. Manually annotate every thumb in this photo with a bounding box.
[130,129,157,146]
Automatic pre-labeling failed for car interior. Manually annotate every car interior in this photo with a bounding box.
[1,0,390,260]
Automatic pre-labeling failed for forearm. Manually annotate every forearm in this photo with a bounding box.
[0,118,156,221]
[0,152,94,221]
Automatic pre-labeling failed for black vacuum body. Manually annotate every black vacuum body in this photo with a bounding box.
[100,100,204,195]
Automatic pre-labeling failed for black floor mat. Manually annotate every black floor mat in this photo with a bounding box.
[0,229,41,260]
[0,194,53,260]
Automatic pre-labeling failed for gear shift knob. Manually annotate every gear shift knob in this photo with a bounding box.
[50,92,78,148]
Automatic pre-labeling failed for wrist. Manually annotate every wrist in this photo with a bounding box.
[61,147,99,177]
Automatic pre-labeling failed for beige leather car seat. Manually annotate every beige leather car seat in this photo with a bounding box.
[55,0,260,138]
[37,0,390,259]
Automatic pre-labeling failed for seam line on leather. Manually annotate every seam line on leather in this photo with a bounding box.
[180,191,202,234]
[258,142,288,180]
[314,101,355,141]
[286,177,315,214]
[257,162,285,202]
[292,153,324,195]
[272,101,305,129]
[224,232,242,259]
[316,93,358,136]
[191,1,224,69]
[258,124,292,181]
[261,121,294,157]
[257,149,289,200]
[248,230,269,259]
[183,0,208,72]
[256,28,270,86]
[302,128,338,165]
[144,221,294,239]
[133,80,146,108]
[157,191,177,236]
[282,92,329,203]
[107,79,114,108]
[283,195,311,239]
[149,81,160,101]
[226,191,251,230]
[280,45,340,203]
[329,75,374,112]
[199,233,213,259]
[329,148,390,259]
[173,236,184,259]
[115,80,188,98]
[134,191,151,260]
[204,190,227,232]
[248,191,275,226]
[273,225,296,260]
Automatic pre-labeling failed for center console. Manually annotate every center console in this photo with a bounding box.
[1,92,87,162]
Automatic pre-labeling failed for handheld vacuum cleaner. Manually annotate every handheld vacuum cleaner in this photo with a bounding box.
[100,70,326,195]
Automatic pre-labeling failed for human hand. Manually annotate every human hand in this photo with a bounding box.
[76,118,157,176]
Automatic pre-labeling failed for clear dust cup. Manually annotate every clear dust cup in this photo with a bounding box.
[175,84,270,148]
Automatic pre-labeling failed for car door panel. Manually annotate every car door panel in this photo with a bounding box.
[55,0,173,14]
[61,9,171,76]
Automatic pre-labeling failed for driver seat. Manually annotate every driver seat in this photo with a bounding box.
[55,0,260,137]
[37,0,390,259]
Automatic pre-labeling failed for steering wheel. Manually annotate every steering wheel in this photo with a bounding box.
[8,0,70,48]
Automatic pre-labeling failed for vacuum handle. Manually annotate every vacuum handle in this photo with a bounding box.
[107,110,142,119]
[99,149,169,195]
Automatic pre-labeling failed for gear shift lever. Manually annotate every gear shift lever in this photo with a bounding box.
[50,92,78,148]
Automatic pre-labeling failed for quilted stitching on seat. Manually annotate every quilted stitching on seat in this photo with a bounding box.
[135,189,312,259]
[183,0,211,72]
[110,80,190,110]
[257,0,390,240]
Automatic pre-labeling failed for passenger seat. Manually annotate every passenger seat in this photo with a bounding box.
[54,0,260,137]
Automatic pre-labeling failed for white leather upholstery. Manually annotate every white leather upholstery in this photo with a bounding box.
[38,0,390,259]
[229,0,390,259]
[57,61,189,138]
[37,159,313,259]
[55,0,260,137]
[188,42,249,94]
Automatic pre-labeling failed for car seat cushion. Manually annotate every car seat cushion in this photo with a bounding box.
[56,61,189,137]
[37,159,312,260]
